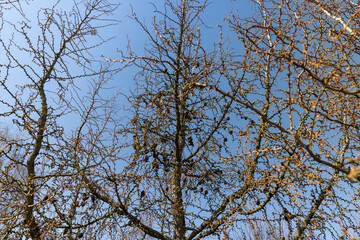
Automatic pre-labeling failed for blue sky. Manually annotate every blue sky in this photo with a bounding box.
[0,0,253,91]
[0,0,254,136]
[106,0,253,91]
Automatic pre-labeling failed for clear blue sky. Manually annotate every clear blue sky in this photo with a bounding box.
[106,0,253,91]
[0,0,254,135]
[0,0,253,90]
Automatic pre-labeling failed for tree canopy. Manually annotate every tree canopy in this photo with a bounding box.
[0,0,360,239]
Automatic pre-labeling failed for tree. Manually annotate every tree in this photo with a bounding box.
[217,0,360,238]
[102,0,296,239]
[0,0,119,239]
[2,0,360,239]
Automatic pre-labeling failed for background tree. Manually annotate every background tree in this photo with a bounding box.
[213,0,360,238]
[0,0,120,239]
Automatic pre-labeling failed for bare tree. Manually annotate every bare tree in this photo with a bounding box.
[0,0,119,239]
[2,0,360,239]
[96,0,290,239]
[216,0,360,238]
